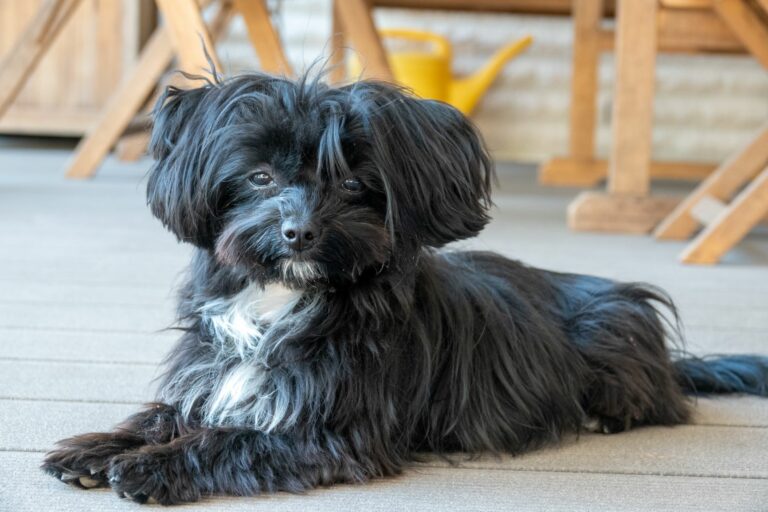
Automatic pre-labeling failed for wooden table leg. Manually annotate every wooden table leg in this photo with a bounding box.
[155,0,222,78]
[607,0,658,196]
[568,0,674,233]
[538,0,604,186]
[714,0,768,69]
[655,125,768,240]
[0,0,81,117]
[680,166,768,264]
[234,0,293,76]
[335,0,393,81]
[329,0,346,84]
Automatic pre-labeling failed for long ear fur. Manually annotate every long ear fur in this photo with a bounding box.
[146,84,214,247]
[347,82,494,249]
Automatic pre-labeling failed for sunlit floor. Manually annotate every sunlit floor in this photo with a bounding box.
[1,139,767,511]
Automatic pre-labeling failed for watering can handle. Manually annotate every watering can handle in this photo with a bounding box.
[378,28,452,58]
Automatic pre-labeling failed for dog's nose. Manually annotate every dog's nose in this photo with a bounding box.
[281,220,319,251]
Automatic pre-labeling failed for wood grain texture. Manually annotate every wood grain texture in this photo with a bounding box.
[2,145,767,510]
[0,0,81,117]
[335,0,393,81]
[607,0,659,196]
[681,166,768,263]
[63,27,173,179]
[0,0,152,135]
[539,158,715,187]
[234,0,292,76]
[655,125,768,240]
[155,0,222,77]
[714,0,768,69]
[567,0,603,161]
[568,191,680,233]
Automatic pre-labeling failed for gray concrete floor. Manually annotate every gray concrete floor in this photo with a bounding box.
[0,141,767,511]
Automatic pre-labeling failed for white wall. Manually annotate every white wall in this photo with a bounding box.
[216,1,768,164]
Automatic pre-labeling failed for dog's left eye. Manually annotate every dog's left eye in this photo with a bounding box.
[249,171,274,188]
[341,178,364,193]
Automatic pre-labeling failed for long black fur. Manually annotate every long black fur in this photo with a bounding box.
[42,73,768,505]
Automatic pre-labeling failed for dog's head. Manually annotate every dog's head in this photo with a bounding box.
[147,74,493,287]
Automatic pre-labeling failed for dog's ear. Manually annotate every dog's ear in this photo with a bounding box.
[147,84,214,247]
[354,82,494,248]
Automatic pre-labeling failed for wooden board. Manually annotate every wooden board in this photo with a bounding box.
[607,0,658,196]
[568,191,680,233]
[540,158,716,187]
[0,0,155,135]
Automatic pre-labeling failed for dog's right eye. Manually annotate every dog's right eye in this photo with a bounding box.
[249,171,274,188]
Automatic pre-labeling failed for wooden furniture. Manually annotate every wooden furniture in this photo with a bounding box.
[564,0,768,235]
[540,0,747,189]
[0,0,155,136]
[654,0,768,264]
[330,0,606,84]
[0,0,292,178]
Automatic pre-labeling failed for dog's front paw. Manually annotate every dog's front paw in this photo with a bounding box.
[108,449,202,505]
[42,432,142,489]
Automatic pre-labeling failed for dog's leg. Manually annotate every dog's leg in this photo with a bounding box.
[107,428,380,505]
[569,282,691,431]
[42,403,185,489]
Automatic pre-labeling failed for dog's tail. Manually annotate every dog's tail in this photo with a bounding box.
[674,355,768,396]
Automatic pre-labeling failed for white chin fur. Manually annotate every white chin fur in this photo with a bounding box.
[280,259,323,284]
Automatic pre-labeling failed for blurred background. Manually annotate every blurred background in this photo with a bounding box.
[1,1,767,511]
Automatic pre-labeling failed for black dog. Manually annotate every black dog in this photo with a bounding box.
[43,74,768,505]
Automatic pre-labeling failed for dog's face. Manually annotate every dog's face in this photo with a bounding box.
[147,75,493,287]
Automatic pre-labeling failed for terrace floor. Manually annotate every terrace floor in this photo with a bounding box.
[1,139,767,511]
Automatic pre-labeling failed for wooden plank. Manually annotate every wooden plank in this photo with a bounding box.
[0,360,157,403]
[0,329,173,365]
[234,0,293,76]
[661,0,713,7]
[0,400,138,451]
[567,0,603,161]
[0,0,81,117]
[568,191,679,233]
[3,451,766,512]
[336,0,393,81]
[657,7,744,53]
[155,0,222,78]
[426,425,768,478]
[0,300,175,333]
[714,0,768,69]
[607,0,658,196]
[0,0,150,135]
[114,129,151,162]
[0,105,97,135]
[329,0,346,84]
[114,0,233,163]
[64,26,173,179]
[681,166,768,264]
[371,0,582,14]
[757,0,768,16]
[655,125,768,239]
[539,157,715,187]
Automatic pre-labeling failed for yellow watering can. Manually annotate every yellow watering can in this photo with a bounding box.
[349,29,532,115]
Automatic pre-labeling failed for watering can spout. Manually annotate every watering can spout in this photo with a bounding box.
[449,35,533,115]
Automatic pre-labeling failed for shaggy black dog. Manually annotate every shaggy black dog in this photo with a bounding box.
[43,73,768,505]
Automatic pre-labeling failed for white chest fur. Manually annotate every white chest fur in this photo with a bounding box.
[200,282,302,357]
[192,282,305,430]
